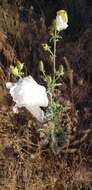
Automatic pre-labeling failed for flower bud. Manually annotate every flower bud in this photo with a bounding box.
[16,61,24,71]
[10,66,19,76]
[39,61,44,73]
[42,43,50,51]
[59,65,64,76]
[56,10,68,31]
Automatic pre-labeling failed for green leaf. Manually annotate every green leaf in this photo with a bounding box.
[47,75,52,85]
[49,19,56,36]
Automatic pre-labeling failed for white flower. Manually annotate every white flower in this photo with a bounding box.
[56,10,68,31]
[6,76,48,122]
[56,16,68,31]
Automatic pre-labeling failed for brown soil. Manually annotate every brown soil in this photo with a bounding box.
[0,1,92,190]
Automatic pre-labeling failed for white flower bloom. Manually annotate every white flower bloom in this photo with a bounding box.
[56,10,68,31]
[6,76,48,122]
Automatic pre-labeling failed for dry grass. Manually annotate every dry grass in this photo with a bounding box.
[0,2,92,189]
[0,106,92,190]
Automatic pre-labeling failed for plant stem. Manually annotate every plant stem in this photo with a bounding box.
[49,49,54,57]
[53,29,57,77]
